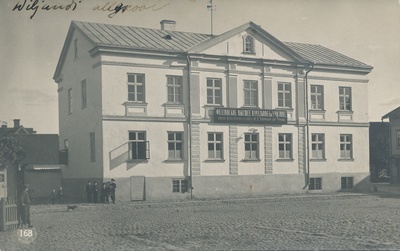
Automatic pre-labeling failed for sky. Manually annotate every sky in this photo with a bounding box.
[0,0,399,134]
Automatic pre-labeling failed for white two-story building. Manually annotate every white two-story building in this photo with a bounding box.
[54,20,373,201]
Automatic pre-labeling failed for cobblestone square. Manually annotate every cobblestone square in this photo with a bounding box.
[2,193,400,250]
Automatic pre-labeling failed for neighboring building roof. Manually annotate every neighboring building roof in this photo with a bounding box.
[382,106,400,120]
[0,126,36,134]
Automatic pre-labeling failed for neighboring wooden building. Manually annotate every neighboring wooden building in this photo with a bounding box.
[369,122,390,183]
[382,106,400,183]
[54,20,373,201]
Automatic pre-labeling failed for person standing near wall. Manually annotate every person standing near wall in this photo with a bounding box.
[85,181,92,203]
[92,182,99,203]
[51,189,56,204]
[109,179,116,204]
[58,186,64,204]
[19,184,33,228]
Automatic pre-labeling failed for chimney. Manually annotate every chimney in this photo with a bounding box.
[160,20,176,31]
[13,119,20,128]
[1,122,6,129]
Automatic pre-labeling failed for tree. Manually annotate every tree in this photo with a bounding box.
[0,134,25,169]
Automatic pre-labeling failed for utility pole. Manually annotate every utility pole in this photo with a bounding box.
[207,0,215,35]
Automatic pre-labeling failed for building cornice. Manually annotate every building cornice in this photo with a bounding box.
[102,115,187,123]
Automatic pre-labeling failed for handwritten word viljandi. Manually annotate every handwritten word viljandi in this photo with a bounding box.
[93,1,170,18]
[12,0,82,19]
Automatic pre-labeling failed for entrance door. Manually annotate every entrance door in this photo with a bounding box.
[130,176,145,201]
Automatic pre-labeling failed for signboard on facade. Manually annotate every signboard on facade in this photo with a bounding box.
[214,108,287,124]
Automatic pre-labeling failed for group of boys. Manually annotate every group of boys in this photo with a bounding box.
[50,186,64,204]
[85,179,116,204]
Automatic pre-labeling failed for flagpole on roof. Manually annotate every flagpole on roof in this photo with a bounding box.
[207,0,215,35]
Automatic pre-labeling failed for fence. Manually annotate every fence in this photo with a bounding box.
[0,197,18,231]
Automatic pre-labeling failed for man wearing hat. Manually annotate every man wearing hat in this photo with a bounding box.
[19,184,33,228]
[109,179,117,204]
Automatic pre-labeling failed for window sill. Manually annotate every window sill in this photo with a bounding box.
[204,159,225,163]
[242,51,256,55]
[127,159,148,163]
[276,158,294,162]
[241,159,261,162]
[338,158,354,162]
[164,159,185,163]
[310,158,327,162]
[163,102,184,107]
[241,105,259,109]
[204,104,224,108]
[276,107,293,111]
[337,110,354,114]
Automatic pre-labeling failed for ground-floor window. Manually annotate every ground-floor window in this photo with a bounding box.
[168,132,183,160]
[279,133,292,159]
[309,178,322,190]
[341,177,353,189]
[244,133,259,160]
[208,132,223,159]
[340,134,353,159]
[172,179,188,193]
[129,131,150,160]
[311,133,324,159]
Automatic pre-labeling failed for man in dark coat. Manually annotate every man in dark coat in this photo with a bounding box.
[19,184,33,228]
[109,179,116,204]
[58,186,64,204]
[85,181,92,203]
[92,182,99,203]
[100,183,109,203]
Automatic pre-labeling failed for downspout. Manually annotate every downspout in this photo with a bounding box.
[185,53,193,199]
[304,62,315,189]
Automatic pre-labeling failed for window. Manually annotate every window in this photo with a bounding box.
[74,38,78,60]
[129,131,149,160]
[311,134,325,159]
[68,88,72,115]
[341,177,353,189]
[279,134,292,159]
[172,179,188,193]
[310,85,324,110]
[64,139,68,149]
[340,134,353,159]
[168,132,183,160]
[243,35,254,53]
[278,82,292,108]
[339,87,352,111]
[167,76,182,103]
[207,78,222,105]
[81,80,87,109]
[244,133,259,160]
[397,131,400,148]
[128,74,145,102]
[309,178,322,190]
[244,80,258,107]
[208,133,223,159]
[90,132,95,162]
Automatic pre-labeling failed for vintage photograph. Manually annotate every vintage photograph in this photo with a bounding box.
[1,0,400,250]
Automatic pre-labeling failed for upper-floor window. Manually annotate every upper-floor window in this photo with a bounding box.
[74,38,78,60]
[310,85,324,110]
[278,82,292,108]
[243,35,254,53]
[311,133,325,159]
[207,78,222,105]
[244,80,258,107]
[397,130,400,148]
[90,132,95,162]
[81,80,87,109]
[167,76,182,103]
[68,88,72,115]
[208,132,223,160]
[244,133,259,160]
[168,132,183,160]
[279,133,292,159]
[128,74,145,102]
[340,134,353,159]
[339,87,352,111]
[129,131,149,160]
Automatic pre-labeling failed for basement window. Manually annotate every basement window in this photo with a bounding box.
[172,179,187,193]
[309,178,322,190]
[341,177,353,189]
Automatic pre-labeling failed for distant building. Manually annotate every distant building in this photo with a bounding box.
[54,20,373,201]
[369,122,390,182]
[382,106,400,183]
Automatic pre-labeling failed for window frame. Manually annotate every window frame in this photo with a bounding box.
[167,132,184,160]
[172,179,188,193]
[68,88,72,115]
[340,134,353,159]
[341,177,354,189]
[127,73,146,103]
[81,79,87,109]
[243,80,258,107]
[310,85,324,110]
[244,133,259,160]
[207,132,223,160]
[339,86,352,111]
[167,75,182,104]
[128,131,150,160]
[311,133,325,159]
[206,78,222,105]
[278,133,292,159]
[309,178,322,190]
[243,35,254,53]
[278,82,292,108]
[90,132,95,162]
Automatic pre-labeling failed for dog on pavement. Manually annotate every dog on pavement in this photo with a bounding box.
[66,204,78,212]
